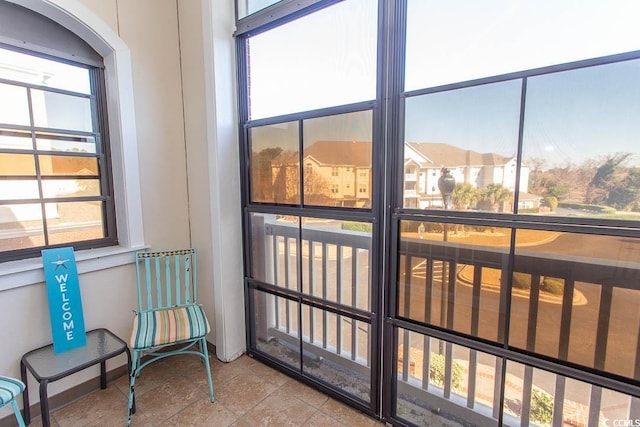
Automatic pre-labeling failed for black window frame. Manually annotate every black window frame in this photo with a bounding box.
[237,1,640,426]
[0,44,117,263]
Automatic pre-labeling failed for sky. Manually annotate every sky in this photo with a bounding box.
[247,0,377,120]
[246,0,640,169]
[405,0,640,91]
[404,59,640,167]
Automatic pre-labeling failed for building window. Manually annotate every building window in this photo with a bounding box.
[0,46,115,262]
[332,167,339,176]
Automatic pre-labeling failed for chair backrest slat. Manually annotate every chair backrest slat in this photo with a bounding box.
[174,254,181,306]
[165,255,172,307]
[184,254,190,303]
[193,252,198,302]
[144,258,153,310]
[155,257,164,307]
[135,248,198,313]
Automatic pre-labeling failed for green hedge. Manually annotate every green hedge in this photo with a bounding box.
[512,272,534,290]
[531,389,554,425]
[429,353,463,390]
[541,277,564,295]
[342,222,373,233]
[512,273,564,295]
[518,208,540,214]
[558,202,616,214]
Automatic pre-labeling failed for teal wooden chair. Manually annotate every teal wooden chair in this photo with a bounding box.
[0,376,26,427]
[127,248,214,426]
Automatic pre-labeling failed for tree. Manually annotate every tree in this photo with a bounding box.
[478,184,512,212]
[542,196,558,211]
[451,182,479,210]
[251,147,283,202]
[587,153,631,205]
[606,167,640,211]
[302,167,332,204]
[585,153,640,211]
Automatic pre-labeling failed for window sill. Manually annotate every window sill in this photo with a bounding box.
[0,245,148,292]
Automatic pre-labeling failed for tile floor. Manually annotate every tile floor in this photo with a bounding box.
[29,353,384,427]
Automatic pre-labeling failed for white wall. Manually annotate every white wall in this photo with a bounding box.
[178,0,245,362]
[0,0,245,416]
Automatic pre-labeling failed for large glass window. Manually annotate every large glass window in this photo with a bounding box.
[249,110,373,208]
[404,60,640,220]
[405,0,640,90]
[237,0,282,19]
[237,0,640,425]
[240,0,379,416]
[522,60,640,218]
[246,0,377,119]
[0,46,115,261]
[403,80,522,212]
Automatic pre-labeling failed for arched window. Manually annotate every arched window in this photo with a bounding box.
[0,2,114,261]
[0,0,143,286]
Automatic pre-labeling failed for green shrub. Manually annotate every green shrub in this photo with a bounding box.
[541,277,564,295]
[531,388,554,426]
[429,352,463,390]
[512,272,536,290]
[342,222,372,233]
[519,207,540,214]
[558,202,616,214]
[543,196,558,211]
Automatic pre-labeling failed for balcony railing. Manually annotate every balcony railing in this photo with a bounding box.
[251,216,373,402]
[252,218,640,425]
[397,236,640,426]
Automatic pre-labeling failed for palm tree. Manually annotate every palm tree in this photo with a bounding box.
[451,183,479,210]
[480,183,512,212]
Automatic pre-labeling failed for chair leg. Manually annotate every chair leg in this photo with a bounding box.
[200,338,215,402]
[11,399,26,427]
[127,350,140,426]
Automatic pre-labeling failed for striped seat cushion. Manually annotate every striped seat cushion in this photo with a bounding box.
[0,376,25,406]
[129,305,210,349]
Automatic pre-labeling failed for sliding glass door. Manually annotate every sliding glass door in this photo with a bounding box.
[236,1,640,425]
[237,0,383,416]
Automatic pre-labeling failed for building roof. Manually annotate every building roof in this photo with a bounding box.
[305,141,372,167]
[274,141,372,167]
[273,141,514,169]
[407,142,513,167]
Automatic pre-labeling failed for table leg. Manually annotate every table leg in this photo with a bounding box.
[20,361,30,425]
[100,361,107,389]
[125,347,136,414]
[39,380,50,427]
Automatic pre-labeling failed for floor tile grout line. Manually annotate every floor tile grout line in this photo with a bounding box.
[43,354,384,427]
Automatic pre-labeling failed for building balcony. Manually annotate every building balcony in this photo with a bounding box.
[404,172,418,182]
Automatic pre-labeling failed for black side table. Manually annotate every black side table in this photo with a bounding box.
[20,328,132,427]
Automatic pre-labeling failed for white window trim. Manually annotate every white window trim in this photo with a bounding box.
[1,0,146,291]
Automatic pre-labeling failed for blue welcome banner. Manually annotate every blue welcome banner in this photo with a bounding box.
[42,247,87,353]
